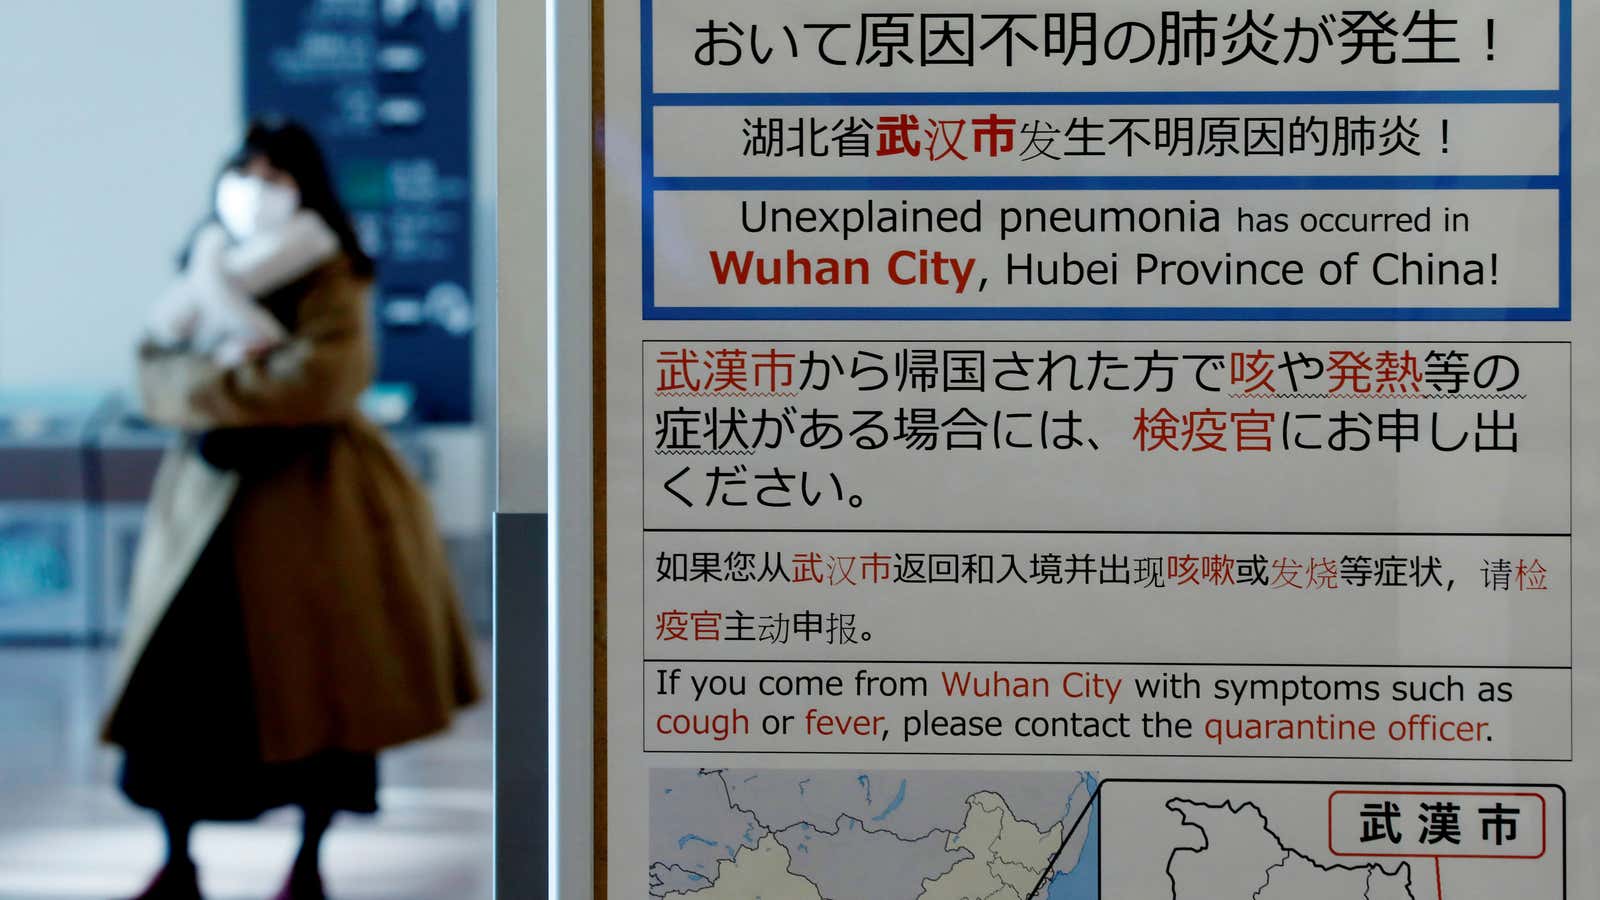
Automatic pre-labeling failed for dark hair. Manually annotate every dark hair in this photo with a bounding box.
[183,117,375,279]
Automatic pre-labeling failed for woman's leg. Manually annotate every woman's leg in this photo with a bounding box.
[126,811,201,899]
[275,806,334,899]
[294,806,335,877]
[162,813,195,868]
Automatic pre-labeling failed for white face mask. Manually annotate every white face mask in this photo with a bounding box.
[215,171,301,241]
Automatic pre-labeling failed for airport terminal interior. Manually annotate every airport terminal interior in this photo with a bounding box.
[0,2,501,897]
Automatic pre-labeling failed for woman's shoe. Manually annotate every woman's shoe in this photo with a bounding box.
[127,861,203,900]
[272,865,327,900]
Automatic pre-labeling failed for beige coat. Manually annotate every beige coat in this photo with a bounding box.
[103,256,480,764]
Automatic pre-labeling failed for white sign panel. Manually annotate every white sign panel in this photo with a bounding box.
[586,1,1596,897]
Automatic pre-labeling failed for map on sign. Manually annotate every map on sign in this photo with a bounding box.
[1100,780,1563,900]
[1162,798,1413,900]
[648,774,1563,899]
[648,768,1100,899]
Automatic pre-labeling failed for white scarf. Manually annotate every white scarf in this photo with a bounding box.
[147,210,341,363]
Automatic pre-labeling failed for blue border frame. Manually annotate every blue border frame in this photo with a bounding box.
[641,1,1571,322]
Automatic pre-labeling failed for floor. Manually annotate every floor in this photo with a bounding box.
[0,643,492,900]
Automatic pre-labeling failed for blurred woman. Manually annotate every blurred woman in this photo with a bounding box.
[102,119,480,900]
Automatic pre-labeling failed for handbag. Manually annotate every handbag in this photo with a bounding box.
[195,427,331,473]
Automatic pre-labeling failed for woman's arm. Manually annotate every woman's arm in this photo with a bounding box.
[137,258,375,430]
[186,222,289,358]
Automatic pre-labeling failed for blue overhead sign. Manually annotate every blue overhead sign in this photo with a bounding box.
[245,0,476,422]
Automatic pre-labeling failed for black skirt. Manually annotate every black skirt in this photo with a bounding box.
[108,513,378,821]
